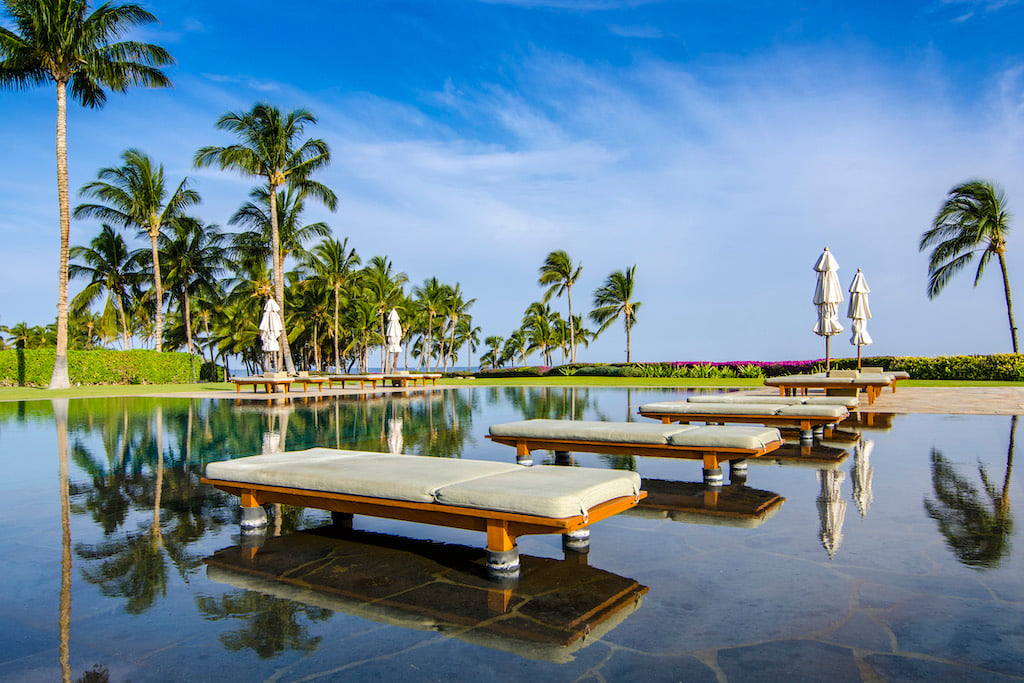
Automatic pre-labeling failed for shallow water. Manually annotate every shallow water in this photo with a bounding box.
[0,388,1021,681]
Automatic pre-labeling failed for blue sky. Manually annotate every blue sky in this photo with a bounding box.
[3,0,1024,362]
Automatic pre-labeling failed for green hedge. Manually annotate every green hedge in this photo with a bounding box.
[0,349,203,386]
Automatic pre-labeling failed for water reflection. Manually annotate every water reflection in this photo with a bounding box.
[202,528,648,663]
[924,415,1015,569]
[629,478,785,528]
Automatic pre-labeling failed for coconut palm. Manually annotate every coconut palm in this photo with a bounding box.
[360,256,407,372]
[921,180,1018,352]
[521,302,557,366]
[158,217,227,355]
[69,224,143,349]
[441,284,475,371]
[590,265,642,362]
[412,277,447,370]
[0,0,172,387]
[195,104,337,374]
[539,250,583,363]
[301,237,360,372]
[74,149,199,353]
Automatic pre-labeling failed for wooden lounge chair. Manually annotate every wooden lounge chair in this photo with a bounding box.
[637,401,849,442]
[763,374,892,404]
[685,394,859,409]
[291,376,327,392]
[327,374,384,389]
[487,419,783,486]
[203,448,644,579]
[230,376,294,394]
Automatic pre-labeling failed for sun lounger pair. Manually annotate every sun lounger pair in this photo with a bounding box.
[327,373,443,390]
[636,401,849,442]
[684,394,859,409]
[230,376,294,394]
[763,374,892,404]
[203,448,644,579]
[487,419,783,485]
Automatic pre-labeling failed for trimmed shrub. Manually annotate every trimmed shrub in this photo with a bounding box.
[0,349,203,387]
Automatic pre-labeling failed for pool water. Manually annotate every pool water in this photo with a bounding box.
[0,388,1020,681]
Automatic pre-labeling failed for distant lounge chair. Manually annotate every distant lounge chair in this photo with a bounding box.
[230,376,294,394]
[487,419,783,486]
[637,401,849,442]
[763,373,893,404]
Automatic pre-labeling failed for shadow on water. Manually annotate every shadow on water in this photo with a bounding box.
[924,415,1015,569]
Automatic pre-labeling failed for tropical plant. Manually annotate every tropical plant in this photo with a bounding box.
[590,265,642,362]
[362,256,408,372]
[69,224,143,349]
[74,149,199,353]
[0,0,172,387]
[195,103,337,373]
[158,217,226,355]
[301,237,360,372]
[921,179,1018,352]
[412,277,447,370]
[539,250,582,362]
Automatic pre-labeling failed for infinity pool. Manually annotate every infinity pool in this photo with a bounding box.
[0,388,1020,681]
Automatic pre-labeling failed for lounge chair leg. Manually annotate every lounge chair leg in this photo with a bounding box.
[562,527,591,554]
[703,467,724,487]
[800,429,814,445]
[554,450,572,466]
[331,512,354,530]
[729,459,748,484]
[240,505,268,530]
[486,522,520,581]
[515,442,532,467]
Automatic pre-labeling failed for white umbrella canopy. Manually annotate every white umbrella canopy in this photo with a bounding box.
[847,269,873,369]
[259,298,283,370]
[812,248,844,370]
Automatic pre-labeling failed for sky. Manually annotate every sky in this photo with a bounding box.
[3,0,1024,363]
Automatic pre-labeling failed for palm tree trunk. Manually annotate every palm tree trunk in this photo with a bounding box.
[49,82,72,389]
[568,288,575,364]
[183,293,194,354]
[332,284,341,373]
[149,226,164,353]
[998,252,1019,353]
[116,291,130,351]
[269,184,296,374]
[625,317,631,363]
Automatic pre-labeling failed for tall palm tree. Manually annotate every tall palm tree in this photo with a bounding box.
[74,149,199,352]
[301,237,360,372]
[590,265,642,362]
[521,302,557,366]
[412,277,447,370]
[441,283,475,371]
[921,180,1018,352]
[195,104,337,374]
[362,256,408,372]
[158,217,226,355]
[539,250,583,363]
[0,0,172,387]
[69,223,143,349]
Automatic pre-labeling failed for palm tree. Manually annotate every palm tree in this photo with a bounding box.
[521,302,557,366]
[195,104,337,374]
[301,237,360,372]
[590,265,642,362]
[0,0,172,387]
[74,149,199,352]
[412,277,447,370]
[69,224,143,349]
[539,250,583,363]
[921,180,1018,352]
[361,256,407,372]
[158,217,226,355]
[441,283,475,371]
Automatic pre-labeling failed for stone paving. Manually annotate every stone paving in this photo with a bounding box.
[744,386,1024,415]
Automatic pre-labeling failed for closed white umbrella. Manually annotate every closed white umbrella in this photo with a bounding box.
[259,298,283,372]
[813,247,844,371]
[385,308,402,373]
[847,269,873,369]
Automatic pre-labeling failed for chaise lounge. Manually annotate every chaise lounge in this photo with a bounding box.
[487,419,783,486]
[203,448,644,579]
[636,401,849,443]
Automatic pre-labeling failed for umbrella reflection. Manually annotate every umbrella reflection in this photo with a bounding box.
[851,438,875,518]
[816,469,847,559]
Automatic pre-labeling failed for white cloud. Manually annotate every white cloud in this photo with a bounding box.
[608,23,664,38]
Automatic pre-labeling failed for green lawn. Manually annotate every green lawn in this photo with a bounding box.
[0,376,1019,402]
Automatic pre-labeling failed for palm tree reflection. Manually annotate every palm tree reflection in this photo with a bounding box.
[195,591,331,659]
[924,416,1015,569]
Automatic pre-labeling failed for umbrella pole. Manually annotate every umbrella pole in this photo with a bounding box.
[825,337,831,372]
[857,345,862,370]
